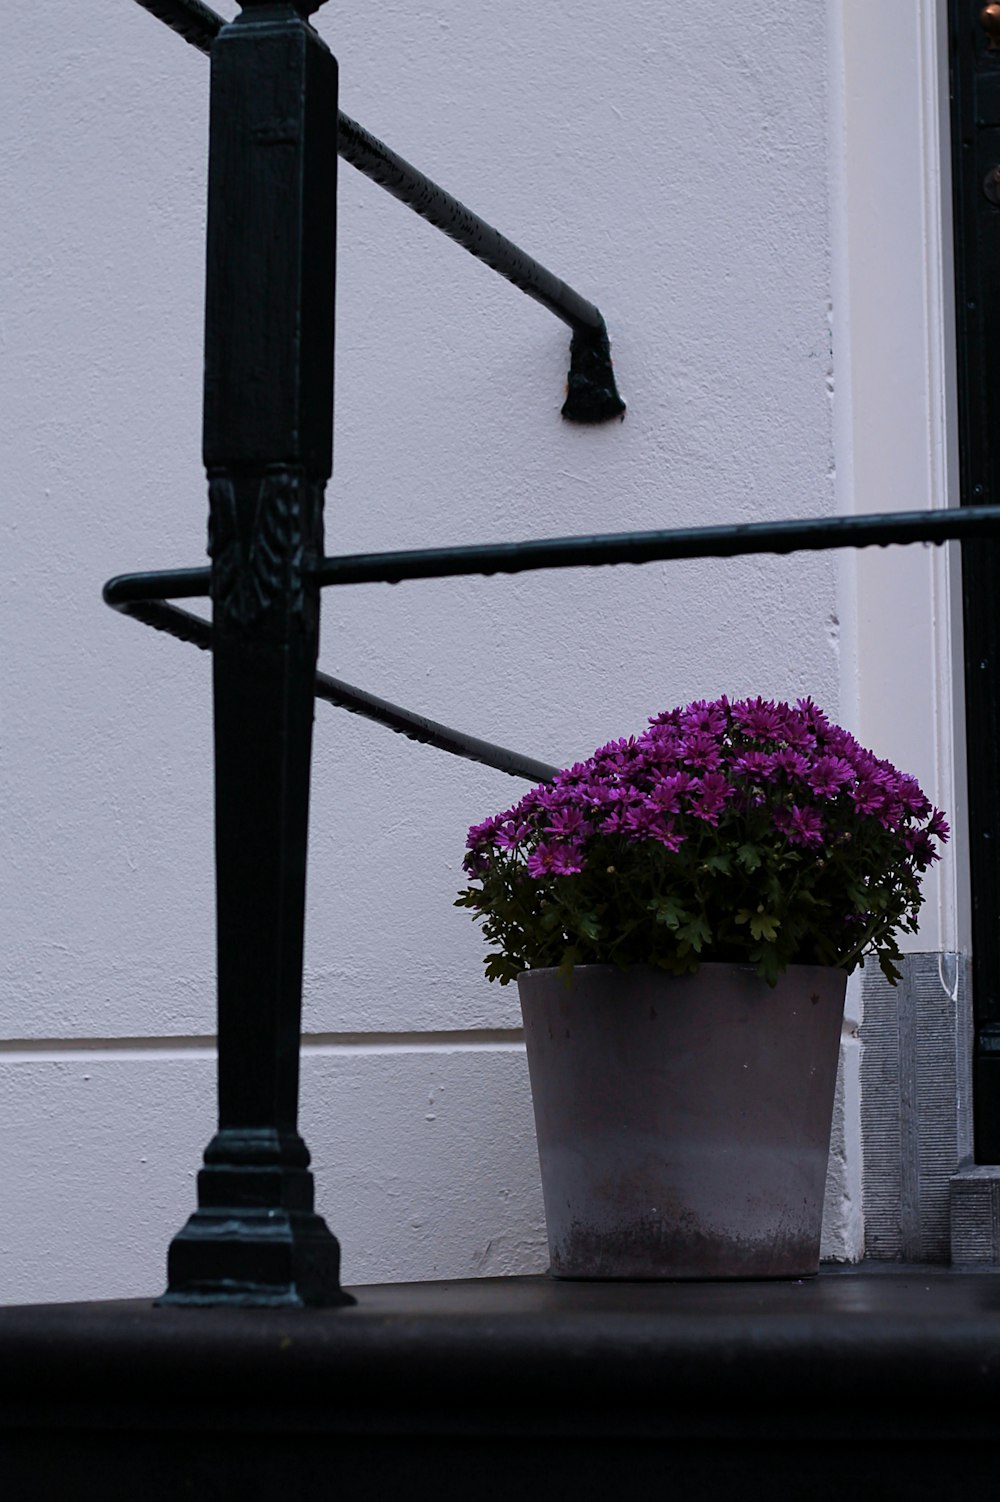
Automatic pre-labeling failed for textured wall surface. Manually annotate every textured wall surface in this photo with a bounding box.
[1,0,940,1302]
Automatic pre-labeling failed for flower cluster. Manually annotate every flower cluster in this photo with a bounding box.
[457,697,948,986]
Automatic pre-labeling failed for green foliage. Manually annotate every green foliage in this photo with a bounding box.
[458,814,929,987]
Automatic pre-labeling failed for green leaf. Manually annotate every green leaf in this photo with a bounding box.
[676,914,712,953]
[878,951,902,986]
[702,854,732,876]
[575,912,602,942]
[557,946,581,987]
[758,945,782,987]
[648,896,687,930]
[736,844,762,873]
[749,911,780,943]
[484,953,518,985]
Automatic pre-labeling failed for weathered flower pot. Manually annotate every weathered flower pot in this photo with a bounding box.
[518,962,847,1280]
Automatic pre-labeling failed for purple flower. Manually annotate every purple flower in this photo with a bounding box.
[779,718,817,753]
[644,719,683,750]
[647,815,687,851]
[595,736,641,767]
[690,771,732,824]
[622,805,659,839]
[648,706,682,731]
[896,773,932,818]
[851,775,888,817]
[928,809,950,841]
[680,729,722,768]
[494,819,530,850]
[466,815,501,851]
[732,697,784,739]
[679,700,728,736]
[526,841,585,878]
[772,747,809,780]
[555,761,591,788]
[732,750,776,782]
[650,771,694,813]
[807,756,855,798]
[904,828,940,870]
[782,804,825,847]
[795,696,830,733]
[826,726,864,765]
[530,784,565,812]
[545,806,588,840]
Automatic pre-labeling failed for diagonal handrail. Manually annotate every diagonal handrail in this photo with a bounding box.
[131,0,221,49]
[131,0,624,422]
[104,501,1000,784]
[106,597,558,785]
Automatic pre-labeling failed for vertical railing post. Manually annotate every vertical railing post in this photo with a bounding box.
[161,0,350,1306]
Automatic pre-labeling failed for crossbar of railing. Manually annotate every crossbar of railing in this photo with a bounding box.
[314,504,1000,583]
[103,503,1000,785]
[102,503,1000,610]
[105,597,558,784]
[131,0,624,422]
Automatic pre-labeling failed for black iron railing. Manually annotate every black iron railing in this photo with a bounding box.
[106,504,1000,787]
[104,0,1000,1305]
[132,0,625,425]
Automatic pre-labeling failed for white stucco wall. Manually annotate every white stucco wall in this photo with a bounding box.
[1,0,958,1300]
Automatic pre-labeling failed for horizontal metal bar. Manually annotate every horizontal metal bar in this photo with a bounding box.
[103,569,212,606]
[313,505,1000,587]
[102,504,1000,608]
[104,502,1000,775]
[129,0,625,422]
[104,596,557,784]
[306,503,1000,586]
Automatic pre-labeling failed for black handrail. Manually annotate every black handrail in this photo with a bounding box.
[103,503,1000,609]
[312,505,1000,585]
[131,0,624,423]
[132,0,220,49]
[104,502,1000,786]
[105,597,558,785]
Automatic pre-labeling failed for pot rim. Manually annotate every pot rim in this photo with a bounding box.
[517,960,846,979]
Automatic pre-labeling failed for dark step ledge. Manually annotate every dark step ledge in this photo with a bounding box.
[3,1265,1000,1500]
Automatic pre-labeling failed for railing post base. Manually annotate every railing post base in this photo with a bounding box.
[160,1207,352,1309]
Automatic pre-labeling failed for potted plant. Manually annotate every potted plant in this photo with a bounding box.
[457,696,948,1279]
